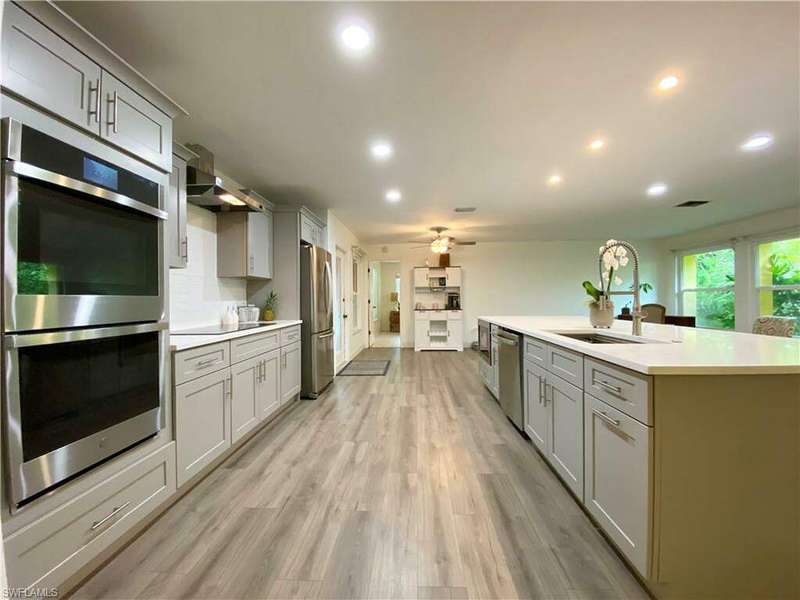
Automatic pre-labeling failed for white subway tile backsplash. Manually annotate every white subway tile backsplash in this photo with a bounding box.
[169,204,246,329]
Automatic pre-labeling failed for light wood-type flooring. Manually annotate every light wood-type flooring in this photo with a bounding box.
[72,348,648,600]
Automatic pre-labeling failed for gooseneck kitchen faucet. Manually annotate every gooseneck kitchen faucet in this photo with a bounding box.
[598,240,643,336]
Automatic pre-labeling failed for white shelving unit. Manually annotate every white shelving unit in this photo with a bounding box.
[413,266,463,351]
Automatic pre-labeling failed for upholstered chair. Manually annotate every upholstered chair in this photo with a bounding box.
[752,316,796,338]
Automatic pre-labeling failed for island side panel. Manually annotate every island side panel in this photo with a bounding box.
[651,373,800,600]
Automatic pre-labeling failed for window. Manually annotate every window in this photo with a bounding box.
[678,247,736,329]
[755,236,800,335]
[351,256,360,332]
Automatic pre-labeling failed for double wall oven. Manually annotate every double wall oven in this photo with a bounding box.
[2,117,168,507]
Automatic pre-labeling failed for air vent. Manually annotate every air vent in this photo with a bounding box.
[454,207,476,213]
[675,200,709,208]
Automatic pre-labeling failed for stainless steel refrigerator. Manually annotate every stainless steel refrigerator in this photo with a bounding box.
[300,244,334,398]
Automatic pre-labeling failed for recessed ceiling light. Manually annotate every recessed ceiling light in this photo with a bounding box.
[338,21,372,54]
[547,174,563,186]
[657,75,680,91]
[646,182,668,197]
[385,188,402,202]
[370,140,393,161]
[588,138,606,151]
[740,133,774,151]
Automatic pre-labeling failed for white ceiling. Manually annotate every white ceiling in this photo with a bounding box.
[60,1,799,244]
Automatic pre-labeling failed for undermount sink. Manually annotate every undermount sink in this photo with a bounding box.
[551,331,668,344]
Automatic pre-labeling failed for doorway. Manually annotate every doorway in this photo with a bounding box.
[369,260,401,348]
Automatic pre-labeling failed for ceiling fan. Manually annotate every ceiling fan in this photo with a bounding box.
[410,226,477,254]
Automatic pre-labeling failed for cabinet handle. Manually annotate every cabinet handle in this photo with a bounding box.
[594,379,623,395]
[249,256,254,273]
[538,378,544,405]
[108,90,119,133]
[91,501,130,531]
[181,237,188,260]
[593,409,621,429]
[88,79,101,123]
[196,358,217,368]
[259,360,265,383]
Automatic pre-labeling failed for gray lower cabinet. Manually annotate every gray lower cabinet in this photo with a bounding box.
[547,374,584,498]
[4,442,175,590]
[175,368,232,487]
[523,359,548,452]
[280,341,301,404]
[101,70,172,171]
[1,3,102,134]
[584,394,652,576]
[230,356,261,444]
[217,210,273,279]
[259,349,281,421]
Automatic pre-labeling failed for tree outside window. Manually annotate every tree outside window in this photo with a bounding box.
[756,237,800,336]
[679,247,735,329]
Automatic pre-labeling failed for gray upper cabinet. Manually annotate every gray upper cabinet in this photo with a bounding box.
[167,144,197,268]
[217,210,273,280]
[1,3,102,134]
[101,71,172,172]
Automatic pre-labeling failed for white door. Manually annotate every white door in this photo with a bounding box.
[368,263,379,347]
[333,247,347,368]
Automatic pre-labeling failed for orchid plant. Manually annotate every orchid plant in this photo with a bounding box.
[582,239,629,306]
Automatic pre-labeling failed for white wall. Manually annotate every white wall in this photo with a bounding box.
[327,211,368,367]
[169,204,247,329]
[363,239,661,347]
[653,207,800,330]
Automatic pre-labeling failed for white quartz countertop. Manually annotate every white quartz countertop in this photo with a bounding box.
[170,320,302,352]
[482,316,800,375]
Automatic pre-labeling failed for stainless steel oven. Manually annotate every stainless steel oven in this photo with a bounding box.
[2,118,166,332]
[478,319,492,365]
[3,322,168,507]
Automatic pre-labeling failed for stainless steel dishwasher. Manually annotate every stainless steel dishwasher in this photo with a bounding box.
[494,328,524,430]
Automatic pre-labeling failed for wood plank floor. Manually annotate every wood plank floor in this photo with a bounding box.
[72,349,648,600]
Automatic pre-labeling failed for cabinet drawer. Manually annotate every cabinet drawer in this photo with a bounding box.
[523,336,547,367]
[447,311,462,320]
[547,344,584,388]
[280,325,301,346]
[231,330,280,364]
[584,395,651,577]
[174,342,230,385]
[584,358,652,425]
[5,443,175,590]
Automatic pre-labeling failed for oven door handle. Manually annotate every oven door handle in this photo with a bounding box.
[4,159,167,220]
[5,321,168,348]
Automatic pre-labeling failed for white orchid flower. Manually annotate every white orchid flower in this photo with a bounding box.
[614,276,623,286]
[619,255,629,267]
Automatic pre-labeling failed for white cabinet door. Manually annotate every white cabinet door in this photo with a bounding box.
[584,394,652,577]
[280,341,301,404]
[445,267,461,287]
[175,369,231,487]
[230,356,260,443]
[247,211,271,279]
[101,71,172,171]
[167,153,188,268]
[2,3,102,134]
[547,374,584,498]
[447,315,463,350]
[259,349,281,421]
[300,216,314,245]
[414,314,428,351]
[523,360,548,452]
[413,268,429,288]
[317,225,327,250]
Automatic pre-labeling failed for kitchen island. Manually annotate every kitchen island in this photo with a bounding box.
[481,316,800,600]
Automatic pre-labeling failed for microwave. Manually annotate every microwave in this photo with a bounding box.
[2,118,166,332]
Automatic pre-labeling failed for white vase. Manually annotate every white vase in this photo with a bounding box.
[589,301,615,328]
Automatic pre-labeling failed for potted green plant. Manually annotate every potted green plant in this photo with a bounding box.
[262,291,278,321]
[583,239,631,328]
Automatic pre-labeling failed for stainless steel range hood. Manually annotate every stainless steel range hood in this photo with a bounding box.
[185,144,266,212]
